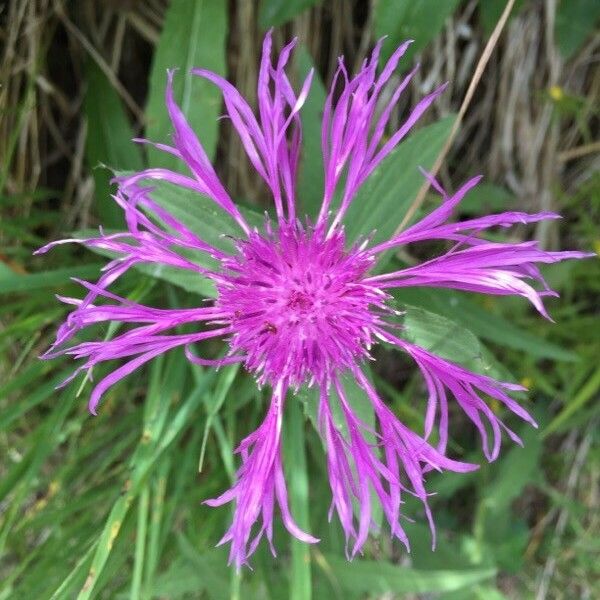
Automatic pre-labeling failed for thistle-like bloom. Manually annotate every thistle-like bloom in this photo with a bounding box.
[38,33,589,567]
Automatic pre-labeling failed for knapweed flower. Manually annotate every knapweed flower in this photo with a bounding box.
[38,32,589,568]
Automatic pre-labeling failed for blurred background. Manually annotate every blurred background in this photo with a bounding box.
[1,0,598,598]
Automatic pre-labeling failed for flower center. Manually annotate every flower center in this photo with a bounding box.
[217,223,386,387]
[287,290,313,312]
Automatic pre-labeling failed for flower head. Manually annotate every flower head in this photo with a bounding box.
[38,31,591,568]
[216,221,383,388]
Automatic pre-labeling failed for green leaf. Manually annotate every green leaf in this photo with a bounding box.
[479,0,525,35]
[142,181,263,296]
[456,182,514,216]
[556,0,600,60]
[474,417,544,571]
[49,543,97,600]
[145,0,227,169]
[482,424,544,515]
[299,366,383,531]
[0,367,72,432]
[175,535,231,600]
[130,485,149,600]
[76,178,263,297]
[301,368,376,441]
[343,115,456,256]
[87,249,218,299]
[544,365,600,435]
[198,364,240,472]
[389,302,519,386]
[321,555,496,595]
[151,553,229,599]
[259,0,322,28]
[401,523,473,571]
[0,387,77,558]
[84,60,144,228]
[150,562,209,598]
[146,180,263,253]
[75,360,214,600]
[285,398,312,600]
[296,47,326,220]
[401,304,486,370]
[395,303,512,382]
[393,287,578,362]
[0,264,103,295]
[374,0,460,64]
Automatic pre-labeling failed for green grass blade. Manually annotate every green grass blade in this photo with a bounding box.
[320,555,496,595]
[285,398,312,600]
[130,485,150,600]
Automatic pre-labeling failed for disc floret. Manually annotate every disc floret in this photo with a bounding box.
[217,222,388,388]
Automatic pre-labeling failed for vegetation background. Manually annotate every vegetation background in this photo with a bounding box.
[1,0,598,598]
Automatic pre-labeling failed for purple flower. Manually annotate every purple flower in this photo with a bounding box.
[37,32,590,568]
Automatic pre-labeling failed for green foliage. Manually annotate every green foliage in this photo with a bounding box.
[375,0,460,64]
[0,263,104,295]
[75,176,264,298]
[555,0,600,59]
[296,47,326,220]
[84,60,144,228]
[1,1,598,599]
[145,0,228,169]
[284,399,313,600]
[401,304,486,368]
[455,182,514,216]
[344,115,456,252]
[260,0,323,28]
[320,555,496,596]
[394,287,579,362]
[478,0,526,35]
